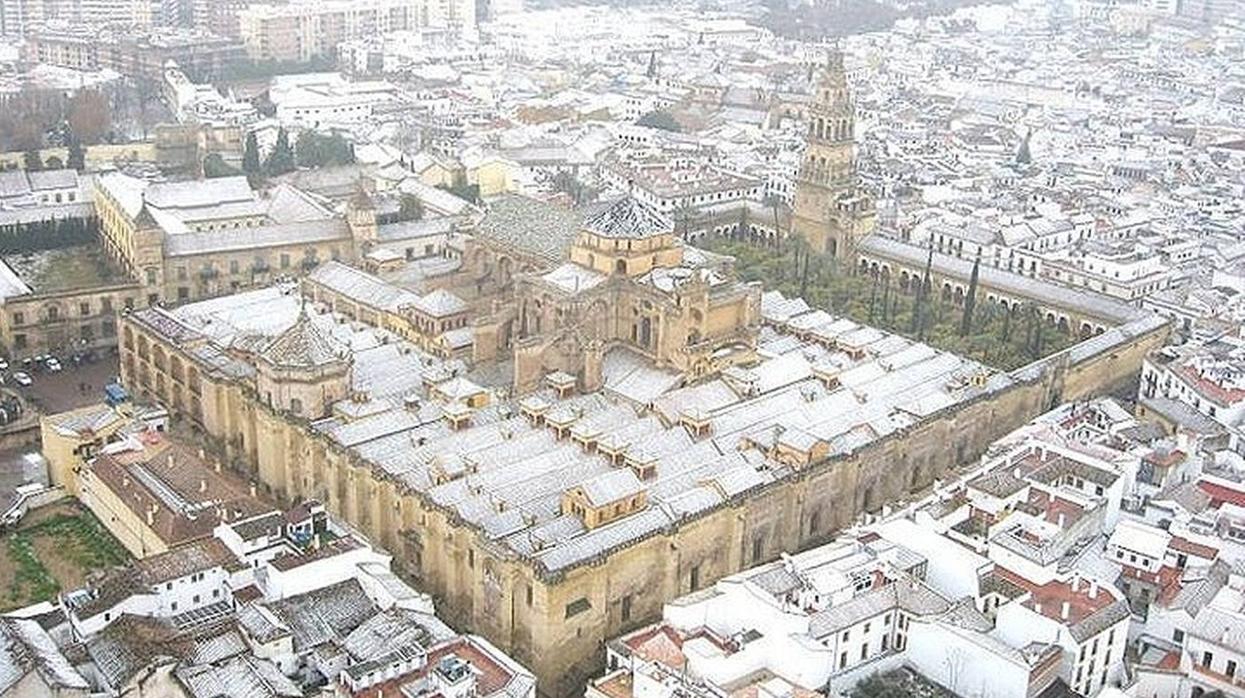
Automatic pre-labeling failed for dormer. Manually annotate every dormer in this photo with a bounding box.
[519,395,552,424]
[545,406,579,439]
[561,469,647,529]
[812,362,841,390]
[679,407,712,438]
[773,426,828,469]
[545,370,577,398]
[430,454,470,485]
[624,448,659,481]
[442,402,472,430]
[597,434,630,466]
[570,422,602,452]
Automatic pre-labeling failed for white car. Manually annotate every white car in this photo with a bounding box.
[0,359,8,371]
[44,358,63,372]
[12,372,31,387]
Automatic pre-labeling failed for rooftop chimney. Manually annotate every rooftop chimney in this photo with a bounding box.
[1089,580,1099,599]
[1060,601,1070,620]
[199,478,207,494]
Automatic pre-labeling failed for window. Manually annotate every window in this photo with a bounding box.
[621,594,632,623]
[1224,660,1236,679]
[171,602,178,612]
[79,302,90,315]
[860,643,867,660]
[12,312,23,326]
[839,652,847,669]
[280,254,290,269]
[1172,628,1184,643]
[525,584,533,607]
[564,597,591,619]
[468,548,474,569]
[1202,651,1214,668]
[230,260,239,274]
[101,298,112,313]
[689,564,700,591]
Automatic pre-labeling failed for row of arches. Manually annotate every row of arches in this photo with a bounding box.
[809,116,850,142]
[859,259,1109,339]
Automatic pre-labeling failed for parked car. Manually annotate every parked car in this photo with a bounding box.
[12,372,32,387]
[0,358,9,371]
[45,357,63,372]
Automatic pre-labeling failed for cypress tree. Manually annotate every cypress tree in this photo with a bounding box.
[243,131,261,174]
[960,252,981,337]
[265,128,295,176]
[911,245,933,336]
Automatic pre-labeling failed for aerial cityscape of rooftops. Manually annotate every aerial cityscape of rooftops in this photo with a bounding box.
[0,0,1242,696]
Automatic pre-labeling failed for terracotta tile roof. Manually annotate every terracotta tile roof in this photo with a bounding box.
[135,538,241,586]
[1197,480,1245,509]
[89,438,269,549]
[995,568,1115,627]
[1169,535,1218,560]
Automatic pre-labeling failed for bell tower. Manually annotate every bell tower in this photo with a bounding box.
[347,181,378,259]
[790,47,875,259]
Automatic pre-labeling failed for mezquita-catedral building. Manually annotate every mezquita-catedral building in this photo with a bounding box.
[39,53,1171,695]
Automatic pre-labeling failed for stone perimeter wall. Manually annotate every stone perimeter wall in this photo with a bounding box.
[117,309,1170,697]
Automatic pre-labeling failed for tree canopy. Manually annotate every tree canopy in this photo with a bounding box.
[702,236,1078,371]
[204,153,243,179]
[296,131,356,168]
[637,110,682,133]
[397,193,425,222]
[265,128,296,176]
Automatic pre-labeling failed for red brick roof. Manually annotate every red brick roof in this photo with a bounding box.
[1197,480,1245,508]
[995,568,1115,626]
[1169,535,1218,560]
